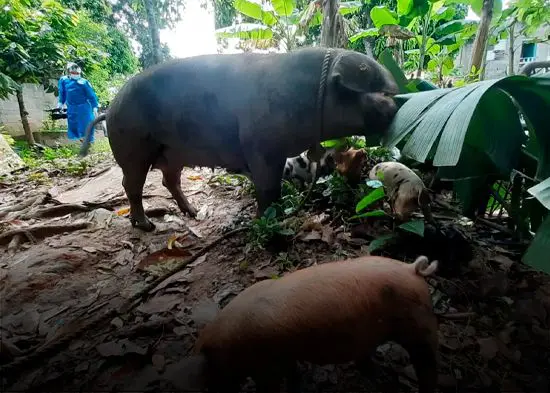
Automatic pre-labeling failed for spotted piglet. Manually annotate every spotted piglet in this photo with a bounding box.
[282,149,336,188]
[369,161,435,223]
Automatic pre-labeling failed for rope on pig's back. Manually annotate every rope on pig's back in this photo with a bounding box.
[295,48,333,215]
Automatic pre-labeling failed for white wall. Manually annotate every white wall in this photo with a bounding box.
[0,82,63,137]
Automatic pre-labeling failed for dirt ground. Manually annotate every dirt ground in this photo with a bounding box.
[1,141,549,392]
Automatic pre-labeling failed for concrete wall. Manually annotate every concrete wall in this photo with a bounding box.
[455,26,550,80]
[0,82,66,137]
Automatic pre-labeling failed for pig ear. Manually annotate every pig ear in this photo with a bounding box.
[330,54,374,94]
[331,72,369,95]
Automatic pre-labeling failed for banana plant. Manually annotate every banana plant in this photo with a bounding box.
[215,0,362,51]
[378,49,550,273]
[350,0,476,76]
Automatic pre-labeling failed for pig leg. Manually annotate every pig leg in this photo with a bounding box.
[395,318,439,393]
[161,167,198,218]
[121,165,155,232]
[248,156,286,217]
[403,339,438,393]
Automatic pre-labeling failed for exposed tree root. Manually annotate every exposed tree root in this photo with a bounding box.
[21,204,91,220]
[0,194,48,219]
[0,222,90,246]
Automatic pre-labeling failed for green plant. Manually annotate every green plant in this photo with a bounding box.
[378,48,550,272]
[1,132,15,146]
[352,180,387,219]
[275,251,294,270]
[368,220,425,252]
[247,206,295,250]
[350,0,475,76]
[318,172,354,207]
[367,146,395,161]
[0,0,79,144]
[215,0,361,51]
[278,180,304,215]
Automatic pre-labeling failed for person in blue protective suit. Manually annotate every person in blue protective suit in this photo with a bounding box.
[57,63,99,143]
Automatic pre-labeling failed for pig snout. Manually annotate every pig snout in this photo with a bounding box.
[363,92,398,132]
[193,256,439,393]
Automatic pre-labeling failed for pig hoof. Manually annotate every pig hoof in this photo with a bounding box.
[186,206,198,218]
[130,217,156,232]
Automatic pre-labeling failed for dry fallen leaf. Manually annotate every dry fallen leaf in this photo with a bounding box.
[173,326,188,336]
[115,207,130,216]
[74,361,90,372]
[478,337,499,360]
[136,294,182,315]
[137,247,193,271]
[96,339,147,357]
[152,354,166,372]
[167,233,178,250]
[167,232,191,250]
[110,317,124,329]
[187,175,203,181]
[490,255,515,271]
[297,220,334,245]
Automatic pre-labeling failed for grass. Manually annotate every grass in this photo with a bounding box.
[10,137,112,178]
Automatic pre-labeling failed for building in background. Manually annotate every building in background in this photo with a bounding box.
[455,26,550,79]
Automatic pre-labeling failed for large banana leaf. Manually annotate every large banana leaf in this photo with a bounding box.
[528,177,550,210]
[523,214,550,274]
[215,23,274,40]
[271,0,296,17]
[384,76,550,181]
[377,49,550,273]
[234,0,278,25]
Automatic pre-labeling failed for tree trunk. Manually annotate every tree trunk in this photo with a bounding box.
[143,0,162,66]
[15,88,35,145]
[468,0,494,80]
[320,0,346,48]
[480,40,490,80]
[363,37,374,57]
[362,10,375,57]
[416,13,431,78]
[508,20,516,75]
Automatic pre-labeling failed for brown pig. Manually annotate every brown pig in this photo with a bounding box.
[182,255,439,393]
[334,147,367,186]
[369,161,434,223]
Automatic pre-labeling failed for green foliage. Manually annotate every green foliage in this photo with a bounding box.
[247,206,295,250]
[215,0,360,51]
[13,138,111,177]
[367,220,425,253]
[523,214,550,274]
[57,1,138,102]
[320,173,356,207]
[0,0,78,89]
[380,48,550,271]
[350,0,472,76]
[355,187,386,214]
[110,0,184,68]
[511,0,550,37]
[398,219,425,236]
